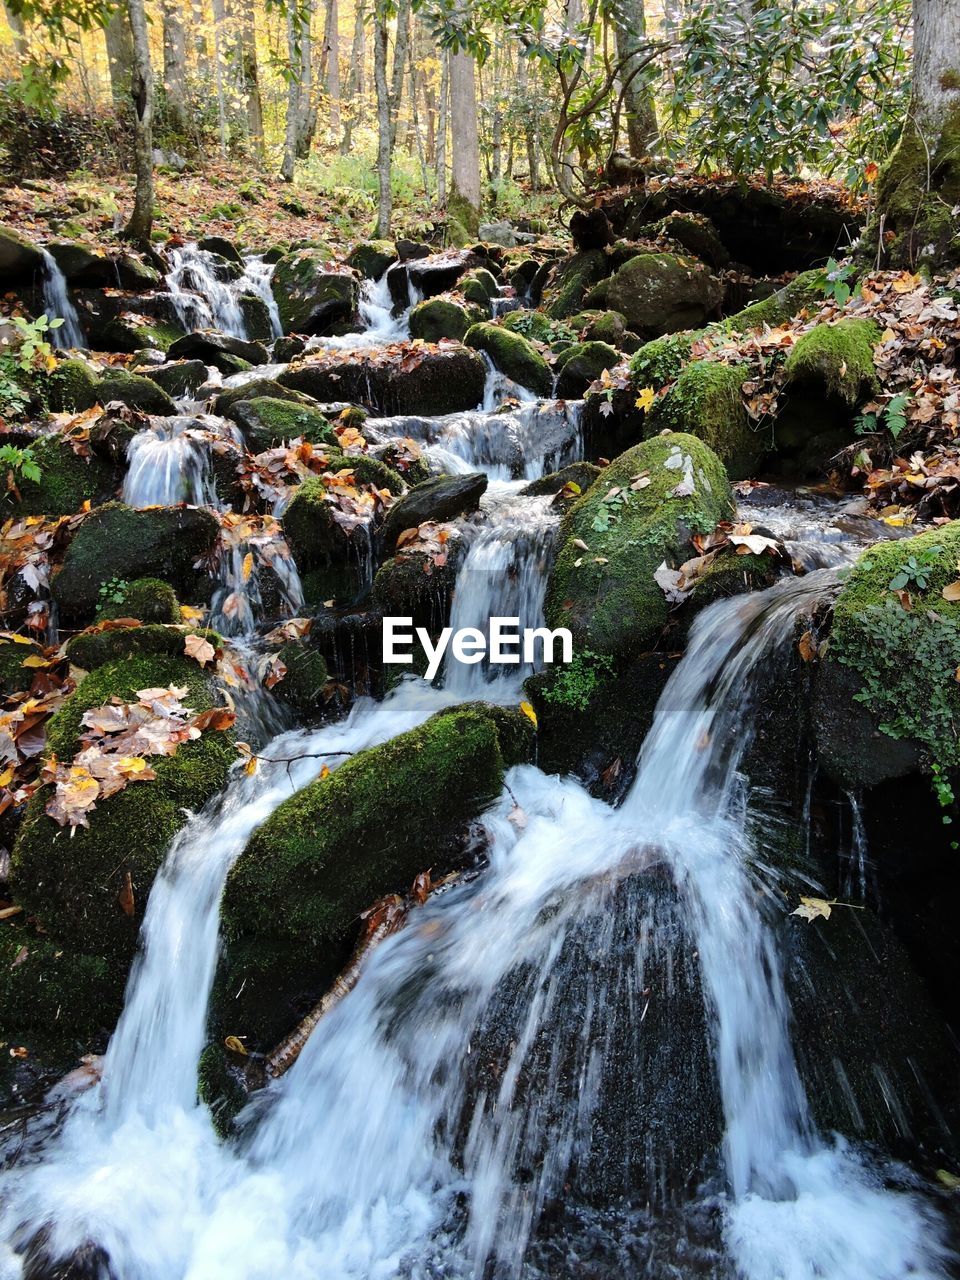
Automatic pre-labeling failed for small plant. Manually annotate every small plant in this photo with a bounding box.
[0,443,41,497]
[97,577,130,613]
[9,313,63,373]
[591,487,628,532]
[855,392,911,439]
[542,648,614,712]
[818,257,860,308]
[886,544,942,593]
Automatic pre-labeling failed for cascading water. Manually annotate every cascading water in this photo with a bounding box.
[164,244,280,340]
[304,273,415,353]
[0,561,949,1280]
[122,416,224,509]
[39,250,85,350]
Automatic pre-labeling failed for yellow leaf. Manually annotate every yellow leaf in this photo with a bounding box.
[791,896,833,923]
[241,552,254,582]
[20,654,48,668]
[117,756,148,773]
[634,386,656,412]
[0,765,13,788]
[519,701,538,729]
[863,161,879,184]
[319,763,331,779]
[936,1169,960,1191]
[943,582,960,602]
[244,756,258,776]
[224,1035,248,1056]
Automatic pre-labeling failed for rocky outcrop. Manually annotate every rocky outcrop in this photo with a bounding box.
[278,345,487,416]
[379,472,487,550]
[271,250,360,334]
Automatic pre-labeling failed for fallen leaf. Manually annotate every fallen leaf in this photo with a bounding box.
[184,634,217,667]
[224,1035,248,1056]
[117,871,135,917]
[791,896,833,922]
[519,701,538,729]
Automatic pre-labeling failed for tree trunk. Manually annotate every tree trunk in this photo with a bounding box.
[211,0,230,154]
[448,49,480,242]
[339,0,365,153]
[374,4,392,237]
[323,0,341,136]
[104,6,135,112]
[605,0,658,158]
[281,0,313,177]
[191,0,210,77]
[296,0,316,157]
[233,0,265,156]
[436,47,449,205]
[3,0,27,58]
[873,0,960,267]
[389,0,411,149]
[123,0,155,244]
[161,0,188,134]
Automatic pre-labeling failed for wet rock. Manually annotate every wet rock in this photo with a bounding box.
[115,252,162,290]
[271,250,359,334]
[541,249,609,319]
[96,368,177,415]
[46,241,116,286]
[45,357,100,412]
[554,341,620,400]
[268,640,329,717]
[278,345,487,417]
[228,397,339,451]
[0,224,43,284]
[52,503,220,622]
[347,239,397,279]
[646,360,761,480]
[570,208,614,251]
[386,248,482,309]
[273,335,306,363]
[545,432,732,659]
[197,235,243,265]
[282,476,375,607]
[239,293,275,342]
[522,462,603,510]
[12,434,122,518]
[147,359,208,400]
[409,297,472,342]
[167,331,270,370]
[464,321,552,396]
[372,543,465,634]
[380,472,487,550]
[212,377,312,417]
[604,252,723,335]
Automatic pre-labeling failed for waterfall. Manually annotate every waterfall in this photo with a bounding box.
[0,567,948,1280]
[303,273,413,353]
[122,417,221,509]
[39,250,85,350]
[165,244,275,339]
[238,256,282,340]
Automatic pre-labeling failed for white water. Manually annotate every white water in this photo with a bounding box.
[0,566,948,1280]
[122,416,226,508]
[39,250,85,350]
[164,244,280,340]
[303,273,415,352]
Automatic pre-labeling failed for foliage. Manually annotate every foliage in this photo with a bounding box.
[855,391,910,438]
[886,544,942,592]
[96,577,130,614]
[0,444,41,495]
[541,647,613,712]
[817,257,860,308]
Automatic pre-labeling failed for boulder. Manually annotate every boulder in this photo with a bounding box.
[464,322,552,396]
[96,577,181,624]
[386,249,481,309]
[268,640,329,717]
[371,547,463,634]
[379,472,487,550]
[0,225,43,285]
[271,250,359,334]
[12,434,122,518]
[554,341,620,400]
[197,235,243,265]
[646,360,762,479]
[782,318,880,407]
[347,240,397,279]
[281,476,373,607]
[45,357,100,412]
[814,523,960,789]
[0,635,46,697]
[218,704,534,1044]
[409,297,472,342]
[460,267,500,307]
[541,250,609,319]
[146,359,209,400]
[239,293,275,342]
[228,397,340,451]
[212,378,312,417]
[52,503,220,623]
[545,432,732,658]
[97,368,177,415]
[115,253,162,290]
[46,242,115,286]
[167,331,269,370]
[605,253,723,335]
[278,345,487,417]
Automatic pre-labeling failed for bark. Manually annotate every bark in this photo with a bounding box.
[448,49,480,242]
[339,0,365,153]
[296,0,316,157]
[374,4,392,237]
[233,0,265,155]
[3,0,27,58]
[409,36,429,189]
[389,0,411,149]
[436,47,449,205]
[280,0,313,177]
[123,0,155,244]
[191,0,210,77]
[211,0,230,153]
[605,0,658,158]
[323,0,341,136]
[161,0,188,135]
[104,6,135,112]
[873,0,960,267]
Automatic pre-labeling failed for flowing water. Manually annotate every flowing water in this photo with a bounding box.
[39,251,85,350]
[164,244,281,340]
[1,262,952,1280]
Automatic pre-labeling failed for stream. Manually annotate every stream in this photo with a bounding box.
[0,248,953,1279]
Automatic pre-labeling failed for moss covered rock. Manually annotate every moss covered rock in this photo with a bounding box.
[45,358,100,412]
[52,503,220,623]
[96,577,181,623]
[229,397,340,451]
[647,360,763,479]
[782,318,880,406]
[13,433,121,517]
[279,346,487,416]
[0,224,43,284]
[347,240,397,279]
[464,321,552,396]
[271,251,359,334]
[0,635,45,696]
[97,368,177,415]
[330,453,404,495]
[0,925,124,1037]
[11,653,234,964]
[554,341,619,400]
[212,377,313,417]
[605,253,722,336]
[629,332,696,388]
[147,360,209,401]
[97,316,184,355]
[269,641,329,717]
[219,704,533,1044]
[281,476,370,606]
[380,472,487,550]
[65,622,220,671]
[409,297,471,342]
[545,432,732,658]
[501,309,555,342]
[815,523,960,789]
[460,267,500,307]
[720,269,823,334]
[541,250,609,319]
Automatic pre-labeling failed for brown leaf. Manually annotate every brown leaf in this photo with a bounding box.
[118,871,135,917]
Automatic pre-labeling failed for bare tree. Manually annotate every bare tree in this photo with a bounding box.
[123,0,154,244]
[436,47,449,204]
[104,6,135,111]
[2,0,27,58]
[448,48,480,240]
[374,1,392,235]
[161,0,188,134]
[339,0,366,153]
[232,0,265,156]
[321,0,341,137]
[605,0,657,157]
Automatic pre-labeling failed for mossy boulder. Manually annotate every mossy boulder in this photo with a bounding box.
[647,360,763,479]
[146,359,209,401]
[97,317,184,354]
[52,503,220,623]
[97,368,177,415]
[271,251,359,334]
[269,641,329,717]
[605,253,722,336]
[554,341,619,400]
[279,346,487,416]
[0,925,124,1038]
[96,577,181,623]
[545,432,733,658]
[0,225,43,284]
[464,322,552,396]
[13,433,121,517]
[11,652,234,965]
[501,309,554,342]
[330,453,404,496]
[167,331,268,370]
[0,635,45,696]
[782,318,880,406]
[629,332,696,388]
[583,311,628,348]
[65,622,218,671]
[371,545,463,633]
[218,704,533,1044]
[460,267,500,306]
[45,358,99,412]
[239,293,274,342]
[815,523,960,789]
[541,250,609,319]
[720,269,823,334]
[228,397,340,451]
[347,240,397,279]
[521,462,603,510]
[212,378,313,417]
[409,297,471,342]
[869,108,960,270]
[281,476,371,606]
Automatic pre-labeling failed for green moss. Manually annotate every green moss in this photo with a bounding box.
[97,368,177,415]
[271,251,359,332]
[464,321,552,396]
[97,577,181,623]
[583,311,627,347]
[545,431,733,658]
[0,636,44,696]
[65,624,219,671]
[827,524,960,773]
[604,252,722,335]
[647,360,762,479]
[783,319,880,406]
[12,433,120,517]
[869,108,960,269]
[229,396,339,451]
[271,642,328,717]
[214,378,314,417]
[0,925,123,1035]
[371,549,460,632]
[224,705,515,948]
[501,309,555,342]
[347,240,396,279]
[721,269,823,334]
[329,453,404,495]
[11,652,234,962]
[629,332,695,387]
[541,647,614,712]
[197,1043,247,1137]
[44,358,99,412]
[409,298,471,342]
[446,189,480,246]
[541,249,608,320]
[554,341,620,399]
[460,268,499,307]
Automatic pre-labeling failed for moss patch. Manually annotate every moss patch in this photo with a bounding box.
[44,358,99,412]
[464,321,552,396]
[229,396,340,451]
[65,623,219,670]
[97,577,181,623]
[409,298,471,342]
[647,360,762,479]
[783,318,880,406]
[12,433,120,517]
[96,369,177,415]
